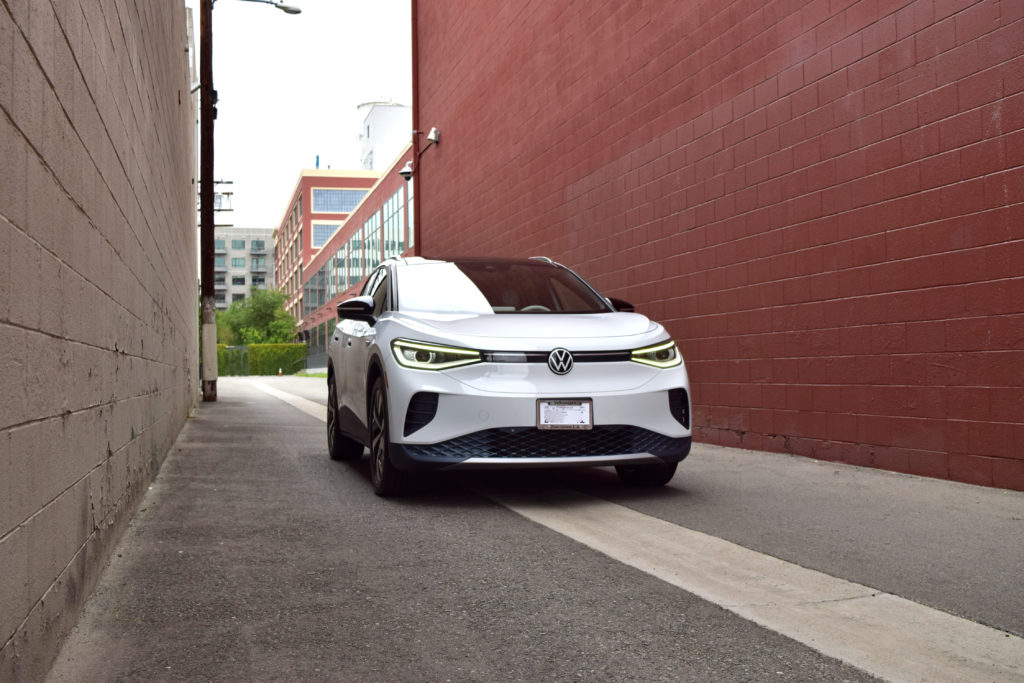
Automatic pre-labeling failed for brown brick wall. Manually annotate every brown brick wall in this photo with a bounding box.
[0,2,198,678]
[414,0,1024,489]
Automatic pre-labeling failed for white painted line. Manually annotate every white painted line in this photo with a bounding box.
[492,488,1024,682]
[247,382,1024,680]
[247,379,327,423]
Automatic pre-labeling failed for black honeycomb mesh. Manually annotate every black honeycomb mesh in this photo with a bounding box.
[403,425,688,460]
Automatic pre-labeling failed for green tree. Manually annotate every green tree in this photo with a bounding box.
[216,289,296,345]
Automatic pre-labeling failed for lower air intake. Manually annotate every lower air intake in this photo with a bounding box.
[403,425,689,460]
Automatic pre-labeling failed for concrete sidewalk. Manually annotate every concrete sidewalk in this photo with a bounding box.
[45,377,1024,681]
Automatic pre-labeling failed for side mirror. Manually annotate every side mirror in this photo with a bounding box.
[336,296,376,325]
[607,296,635,313]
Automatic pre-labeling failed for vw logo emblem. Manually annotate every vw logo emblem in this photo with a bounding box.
[547,348,574,375]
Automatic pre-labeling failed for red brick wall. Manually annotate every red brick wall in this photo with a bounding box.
[414,0,1024,489]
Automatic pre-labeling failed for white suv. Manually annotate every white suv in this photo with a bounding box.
[326,256,692,496]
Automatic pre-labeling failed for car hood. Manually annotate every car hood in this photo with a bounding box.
[388,311,666,351]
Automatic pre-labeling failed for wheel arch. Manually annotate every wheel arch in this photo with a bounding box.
[365,352,387,413]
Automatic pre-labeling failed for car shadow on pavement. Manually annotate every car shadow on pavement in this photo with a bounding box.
[334,455,693,508]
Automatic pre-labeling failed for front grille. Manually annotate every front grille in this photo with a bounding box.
[403,425,689,460]
[481,350,632,363]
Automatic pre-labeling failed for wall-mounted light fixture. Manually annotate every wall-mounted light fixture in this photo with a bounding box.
[416,127,441,156]
[398,127,441,180]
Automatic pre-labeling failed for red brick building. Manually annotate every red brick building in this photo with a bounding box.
[409,0,1024,489]
[290,149,416,358]
[273,169,381,322]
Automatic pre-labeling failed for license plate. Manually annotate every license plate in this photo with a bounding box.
[537,399,593,430]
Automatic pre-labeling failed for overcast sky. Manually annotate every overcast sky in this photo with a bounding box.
[185,0,412,228]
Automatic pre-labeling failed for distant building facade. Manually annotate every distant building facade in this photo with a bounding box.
[213,227,275,309]
[273,170,381,322]
[359,101,412,171]
[299,147,416,361]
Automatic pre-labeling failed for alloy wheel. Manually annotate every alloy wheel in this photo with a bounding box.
[327,378,337,454]
[370,384,387,487]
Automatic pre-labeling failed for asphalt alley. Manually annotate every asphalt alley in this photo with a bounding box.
[249,378,1024,682]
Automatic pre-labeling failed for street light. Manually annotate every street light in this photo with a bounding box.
[199,0,300,402]
[234,0,302,13]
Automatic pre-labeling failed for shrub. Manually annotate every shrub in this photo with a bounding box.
[249,343,308,376]
[216,343,307,376]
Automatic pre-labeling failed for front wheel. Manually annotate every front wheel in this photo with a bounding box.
[369,377,408,496]
[327,374,362,461]
[615,462,677,487]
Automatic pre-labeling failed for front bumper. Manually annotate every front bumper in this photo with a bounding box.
[384,359,692,471]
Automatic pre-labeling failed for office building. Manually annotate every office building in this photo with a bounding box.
[273,169,381,322]
[213,227,275,309]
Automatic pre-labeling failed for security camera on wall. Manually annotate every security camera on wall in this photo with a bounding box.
[399,161,413,181]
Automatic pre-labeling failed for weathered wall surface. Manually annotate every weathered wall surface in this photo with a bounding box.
[414,0,1023,489]
[0,2,198,678]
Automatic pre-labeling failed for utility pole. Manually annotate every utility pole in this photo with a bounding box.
[199,0,217,401]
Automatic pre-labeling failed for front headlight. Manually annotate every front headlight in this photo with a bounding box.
[392,339,482,370]
[631,340,682,368]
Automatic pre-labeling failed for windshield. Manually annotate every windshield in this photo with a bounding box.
[397,260,612,314]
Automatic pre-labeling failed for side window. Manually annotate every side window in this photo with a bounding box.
[370,274,389,317]
[360,268,383,297]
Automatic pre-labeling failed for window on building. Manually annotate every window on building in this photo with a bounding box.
[347,235,362,287]
[407,178,415,249]
[231,239,245,250]
[232,293,245,302]
[312,222,341,249]
[312,188,368,213]
[232,276,246,285]
[383,189,405,258]
[252,276,265,287]
[363,212,382,272]
[214,239,226,250]
[251,257,266,271]
[214,274,225,284]
[231,257,246,268]
[252,240,265,251]
[326,255,336,301]
[215,292,226,303]
[333,246,347,296]
[214,256,226,267]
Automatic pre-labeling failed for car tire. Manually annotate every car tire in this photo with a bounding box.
[369,377,407,496]
[327,373,362,461]
[615,462,677,487]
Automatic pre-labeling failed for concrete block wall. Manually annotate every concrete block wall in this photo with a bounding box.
[0,2,198,678]
[414,0,1024,489]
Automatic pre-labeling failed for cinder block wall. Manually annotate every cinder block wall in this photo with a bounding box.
[0,2,198,678]
[415,0,1023,489]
